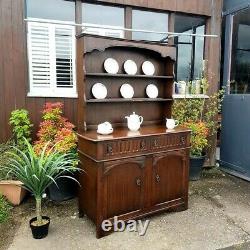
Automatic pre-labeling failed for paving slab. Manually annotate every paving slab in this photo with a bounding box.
[3,168,250,250]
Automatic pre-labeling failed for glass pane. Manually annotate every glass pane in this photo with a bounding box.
[26,0,75,22]
[230,8,250,94]
[231,50,250,94]
[82,3,124,27]
[132,10,168,41]
[174,14,206,83]
[175,14,205,39]
[176,44,192,81]
[194,25,205,79]
[178,30,192,43]
[238,24,250,50]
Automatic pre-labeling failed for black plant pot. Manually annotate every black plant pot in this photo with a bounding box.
[30,216,50,239]
[189,155,206,181]
[48,173,78,202]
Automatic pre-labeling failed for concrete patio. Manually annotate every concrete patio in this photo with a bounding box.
[1,167,250,250]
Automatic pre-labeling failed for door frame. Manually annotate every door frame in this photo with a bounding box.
[220,4,250,181]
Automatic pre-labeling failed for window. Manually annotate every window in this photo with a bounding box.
[26,0,76,97]
[27,21,76,97]
[26,0,75,22]
[175,15,206,82]
[230,8,250,94]
[132,10,168,41]
[82,3,124,38]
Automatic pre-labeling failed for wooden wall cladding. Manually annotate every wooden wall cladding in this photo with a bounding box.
[176,0,212,16]
[0,0,27,142]
[0,0,78,142]
[95,0,213,16]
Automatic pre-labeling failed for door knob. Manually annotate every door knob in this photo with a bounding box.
[181,136,185,144]
[136,178,142,186]
[155,174,160,183]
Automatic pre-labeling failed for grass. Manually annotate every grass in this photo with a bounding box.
[0,194,11,223]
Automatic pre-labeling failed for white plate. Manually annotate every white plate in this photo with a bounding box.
[92,83,107,99]
[104,58,119,74]
[124,60,137,75]
[146,84,158,98]
[97,128,113,135]
[142,61,155,76]
[120,83,134,99]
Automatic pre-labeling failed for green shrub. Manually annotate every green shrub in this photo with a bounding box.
[0,195,11,223]
[0,141,14,180]
[172,86,224,156]
[9,109,33,151]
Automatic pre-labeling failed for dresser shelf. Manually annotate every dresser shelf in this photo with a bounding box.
[86,72,173,79]
[86,98,173,103]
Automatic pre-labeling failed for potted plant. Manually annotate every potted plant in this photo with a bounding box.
[2,138,79,239]
[0,109,33,205]
[172,79,224,180]
[34,102,78,201]
[0,140,27,205]
[183,121,208,180]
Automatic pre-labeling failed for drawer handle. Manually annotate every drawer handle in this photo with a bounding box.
[181,136,185,144]
[107,144,113,154]
[136,178,142,186]
[155,174,160,183]
[140,140,146,150]
[153,139,158,147]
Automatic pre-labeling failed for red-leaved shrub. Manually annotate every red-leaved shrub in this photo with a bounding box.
[34,102,77,155]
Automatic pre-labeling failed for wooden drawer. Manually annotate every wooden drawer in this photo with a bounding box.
[103,138,148,159]
[151,133,188,152]
[102,133,189,160]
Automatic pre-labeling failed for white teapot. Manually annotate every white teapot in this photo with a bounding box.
[125,112,143,131]
[166,118,179,129]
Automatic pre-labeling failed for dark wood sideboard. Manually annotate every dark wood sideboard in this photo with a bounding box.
[76,34,191,238]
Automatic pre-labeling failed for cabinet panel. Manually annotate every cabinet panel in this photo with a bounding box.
[102,156,145,218]
[151,150,186,206]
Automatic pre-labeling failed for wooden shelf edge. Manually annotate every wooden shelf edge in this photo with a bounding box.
[86,98,173,103]
[85,73,173,79]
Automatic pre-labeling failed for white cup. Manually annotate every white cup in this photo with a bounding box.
[166,119,179,129]
[97,122,113,133]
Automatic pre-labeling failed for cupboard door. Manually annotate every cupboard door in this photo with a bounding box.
[151,150,187,206]
[102,156,145,219]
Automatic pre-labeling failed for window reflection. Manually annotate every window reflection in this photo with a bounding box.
[230,8,250,94]
[26,0,75,21]
[132,10,168,41]
[82,3,124,38]
[174,14,206,95]
[194,25,205,79]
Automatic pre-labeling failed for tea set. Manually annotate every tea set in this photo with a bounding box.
[97,112,178,135]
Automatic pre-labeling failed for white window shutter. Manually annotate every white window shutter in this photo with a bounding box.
[27,20,77,98]
[28,22,51,90]
[55,25,75,90]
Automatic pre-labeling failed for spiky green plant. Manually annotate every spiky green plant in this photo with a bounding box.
[3,138,79,225]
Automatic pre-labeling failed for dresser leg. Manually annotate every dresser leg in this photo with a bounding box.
[96,224,105,238]
[78,208,85,218]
